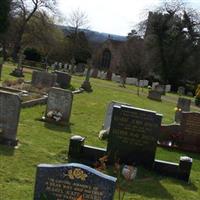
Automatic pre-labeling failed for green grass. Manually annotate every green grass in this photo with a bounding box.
[0,64,200,200]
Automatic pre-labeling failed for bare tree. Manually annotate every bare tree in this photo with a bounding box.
[67,8,89,34]
[11,0,57,60]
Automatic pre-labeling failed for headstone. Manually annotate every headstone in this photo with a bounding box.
[180,112,200,151]
[126,77,138,85]
[97,70,101,78]
[178,86,185,95]
[55,71,71,89]
[45,88,73,124]
[148,90,162,101]
[175,97,191,123]
[103,101,131,130]
[152,82,159,90]
[0,90,21,146]
[34,163,117,200]
[165,84,171,93]
[107,105,162,167]
[155,85,166,95]
[31,71,57,88]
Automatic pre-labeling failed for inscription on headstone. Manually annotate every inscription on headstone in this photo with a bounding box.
[34,163,117,200]
[45,87,73,124]
[31,71,57,88]
[107,105,162,167]
[0,90,21,146]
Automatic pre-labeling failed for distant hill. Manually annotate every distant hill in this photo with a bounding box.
[58,25,127,43]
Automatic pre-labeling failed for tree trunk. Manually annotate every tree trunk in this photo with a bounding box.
[12,24,26,61]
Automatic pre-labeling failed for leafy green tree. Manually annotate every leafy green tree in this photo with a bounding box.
[144,0,200,89]
[0,0,10,33]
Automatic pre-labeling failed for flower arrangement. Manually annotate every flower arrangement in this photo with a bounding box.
[94,156,137,200]
[47,110,63,122]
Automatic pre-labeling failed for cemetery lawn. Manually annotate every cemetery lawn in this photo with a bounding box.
[0,64,200,200]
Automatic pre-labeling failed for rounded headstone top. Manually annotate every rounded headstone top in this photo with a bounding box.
[71,135,85,141]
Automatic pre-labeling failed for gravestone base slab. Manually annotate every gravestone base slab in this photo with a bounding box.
[0,137,18,147]
[10,68,24,77]
[81,81,93,92]
[68,135,193,182]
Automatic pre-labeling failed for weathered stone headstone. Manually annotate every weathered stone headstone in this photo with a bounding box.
[55,71,71,89]
[103,101,131,130]
[180,112,200,151]
[0,90,21,146]
[31,71,57,88]
[107,105,162,167]
[148,90,162,101]
[45,88,73,124]
[175,97,191,123]
[34,163,117,200]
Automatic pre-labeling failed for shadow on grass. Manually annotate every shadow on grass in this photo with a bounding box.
[44,122,73,133]
[108,166,197,200]
[35,118,73,133]
[0,145,15,156]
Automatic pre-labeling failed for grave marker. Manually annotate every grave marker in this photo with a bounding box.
[45,88,73,124]
[34,163,117,200]
[103,101,131,130]
[180,112,200,151]
[175,97,191,123]
[148,90,162,101]
[31,71,57,88]
[0,90,21,146]
[107,105,162,167]
[55,71,71,89]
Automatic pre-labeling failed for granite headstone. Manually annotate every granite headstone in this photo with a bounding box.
[34,163,117,200]
[31,71,57,88]
[55,71,71,89]
[0,90,21,146]
[180,112,200,151]
[175,97,191,123]
[107,105,162,167]
[45,87,73,124]
[148,90,162,101]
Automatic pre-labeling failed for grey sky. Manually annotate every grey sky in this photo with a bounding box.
[58,0,200,36]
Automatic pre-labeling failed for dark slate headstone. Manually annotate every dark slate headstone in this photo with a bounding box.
[31,71,57,88]
[107,105,162,167]
[175,97,191,123]
[180,112,200,151]
[148,90,162,101]
[34,163,117,200]
[55,71,71,89]
[0,90,21,146]
[45,87,73,124]
[103,101,131,130]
